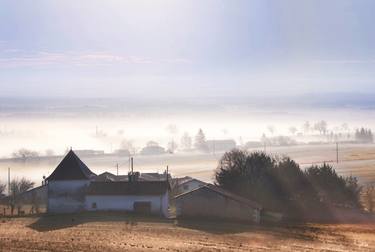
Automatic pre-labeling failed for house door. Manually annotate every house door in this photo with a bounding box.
[133,201,151,214]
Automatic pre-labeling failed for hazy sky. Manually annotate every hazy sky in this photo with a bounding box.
[0,0,374,98]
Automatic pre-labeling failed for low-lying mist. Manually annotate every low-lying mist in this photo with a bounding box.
[0,94,374,157]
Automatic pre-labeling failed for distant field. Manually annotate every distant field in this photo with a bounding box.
[2,143,375,185]
[1,213,375,251]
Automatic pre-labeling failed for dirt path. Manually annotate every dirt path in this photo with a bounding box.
[1,214,375,251]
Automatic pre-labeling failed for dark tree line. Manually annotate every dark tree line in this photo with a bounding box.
[355,128,373,143]
[215,150,361,220]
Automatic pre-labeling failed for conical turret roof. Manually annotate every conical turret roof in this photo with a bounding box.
[47,150,96,181]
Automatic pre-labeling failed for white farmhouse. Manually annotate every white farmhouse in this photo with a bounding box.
[46,150,170,217]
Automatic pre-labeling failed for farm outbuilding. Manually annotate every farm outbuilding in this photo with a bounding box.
[175,184,262,223]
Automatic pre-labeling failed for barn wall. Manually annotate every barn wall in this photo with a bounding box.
[85,192,169,217]
[175,188,260,223]
[47,180,90,213]
[17,185,47,206]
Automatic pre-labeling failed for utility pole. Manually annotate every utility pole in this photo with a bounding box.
[336,142,339,163]
[8,167,10,196]
[166,165,169,182]
[116,163,119,176]
[131,157,134,174]
[213,140,216,156]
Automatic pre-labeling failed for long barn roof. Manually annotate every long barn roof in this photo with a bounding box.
[175,184,262,210]
[87,181,169,195]
[47,150,96,181]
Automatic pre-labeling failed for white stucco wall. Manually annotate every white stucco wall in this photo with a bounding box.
[47,180,90,213]
[85,192,169,217]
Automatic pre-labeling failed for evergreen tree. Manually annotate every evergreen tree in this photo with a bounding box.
[194,128,208,152]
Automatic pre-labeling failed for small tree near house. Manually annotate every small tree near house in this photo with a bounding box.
[9,178,34,215]
[0,182,6,196]
[363,184,375,212]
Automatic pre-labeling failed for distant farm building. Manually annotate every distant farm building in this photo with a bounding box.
[74,149,105,156]
[140,145,166,155]
[206,139,236,153]
[244,141,263,149]
[175,184,262,223]
[113,149,131,156]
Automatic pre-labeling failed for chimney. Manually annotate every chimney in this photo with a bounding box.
[131,157,134,174]
[128,157,139,182]
[128,171,140,182]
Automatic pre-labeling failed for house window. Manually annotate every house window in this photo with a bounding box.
[92,202,97,209]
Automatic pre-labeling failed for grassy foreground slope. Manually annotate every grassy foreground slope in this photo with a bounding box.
[1,213,375,251]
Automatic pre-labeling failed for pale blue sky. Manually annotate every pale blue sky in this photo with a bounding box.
[0,0,374,98]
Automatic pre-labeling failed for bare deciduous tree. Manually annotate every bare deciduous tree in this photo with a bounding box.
[267,125,275,135]
[302,121,311,134]
[314,120,328,135]
[180,132,192,150]
[12,148,39,161]
[9,178,34,215]
[289,126,298,135]
[341,123,349,132]
[120,139,134,152]
[363,184,375,213]
[167,140,178,153]
[166,124,178,135]
[0,182,6,196]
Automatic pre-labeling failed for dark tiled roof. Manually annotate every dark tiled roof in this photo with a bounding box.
[172,176,193,185]
[94,172,170,182]
[95,172,127,182]
[175,184,262,210]
[178,178,207,187]
[87,181,169,196]
[47,150,96,181]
